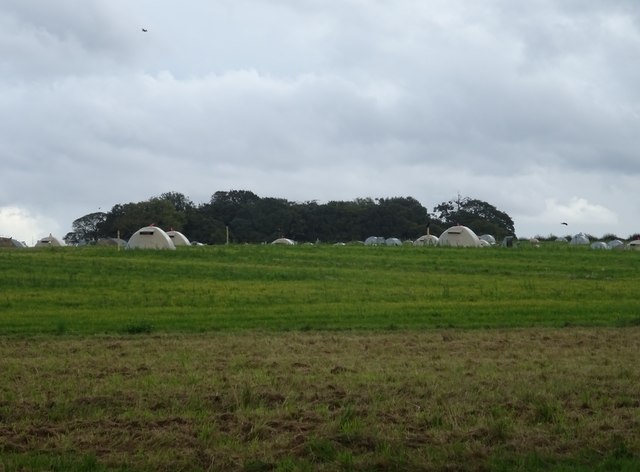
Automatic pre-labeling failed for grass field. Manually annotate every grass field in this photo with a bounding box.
[1,244,639,334]
[1,244,639,470]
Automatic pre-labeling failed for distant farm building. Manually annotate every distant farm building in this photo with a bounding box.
[479,234,496,245]
[502,236,516,248]
[166,230,191,246]
[271,238,295,245]
[607,240,624,250]
[438,226,481,247]
[127,226,176,250]
[364,236,385,246]
[385,237,402,246]
[0,237,25,248]
[628,240,640,251]
[414,234,438,246]
[35,234,64,247]
[570,233,590,245]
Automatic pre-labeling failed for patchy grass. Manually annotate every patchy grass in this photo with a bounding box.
[1,329,639,470]
[1,245,639,469]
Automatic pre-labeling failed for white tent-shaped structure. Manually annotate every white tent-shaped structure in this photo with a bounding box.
[438,226,481,247]
[35,234,65,247]
[385,237,402,246]
[271,238,295,245]
[127,226,176,250]
[479,234,496,245]
[570,233,590,245]
[627,240,640,251]
[166,230,190,246]
[590,242,609,250]
[414,234,439,246]
[607,239,624,250]
[364,236,385,246]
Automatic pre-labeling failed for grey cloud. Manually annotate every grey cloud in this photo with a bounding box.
[1,0,640,241]
[1,1,142,80]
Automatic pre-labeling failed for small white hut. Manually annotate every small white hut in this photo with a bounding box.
[35,234,65,247]
[570,233,590,245]
[385,237,402,246]
[479,234,496,245]
[364,236,385,246]
[607,239,624,249]
[271,238,295,245]
[414,234,439,246]
[166,230,191,246]
[627,240,640,251]
[127,226,176,250]
[607,240,624,250]
[438,226,481,247]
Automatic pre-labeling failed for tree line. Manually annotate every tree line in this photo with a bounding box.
[67,190,516,245]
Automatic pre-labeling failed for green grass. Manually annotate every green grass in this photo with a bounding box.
[0,244,638,335]
[1,244,640,470]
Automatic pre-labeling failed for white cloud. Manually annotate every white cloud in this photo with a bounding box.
[542,197,618,226]
[0,206,61,245]
[516,196,622,239]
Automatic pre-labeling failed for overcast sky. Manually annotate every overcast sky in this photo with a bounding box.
[2,0,639,244]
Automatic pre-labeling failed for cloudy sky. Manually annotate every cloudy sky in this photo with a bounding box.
[1,0,639,243]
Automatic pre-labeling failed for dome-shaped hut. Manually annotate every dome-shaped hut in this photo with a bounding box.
[414,234,439,246]
[166,230,191,246]
[438,226,481,248]
[127,226,176,250]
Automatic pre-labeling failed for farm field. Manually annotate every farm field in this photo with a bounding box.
[1,244,639,470]
[1,244,639,334]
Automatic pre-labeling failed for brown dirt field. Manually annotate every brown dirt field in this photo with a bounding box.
[1,328,639,470]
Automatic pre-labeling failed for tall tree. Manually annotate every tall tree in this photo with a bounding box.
[374,197,430,239]
[158,191,195,214]
[183,204,227,244]
[432,195,515,239]
[209,190,260,230]
[71,211,107,242]
[78,190,501,244]
[99,199,185,239]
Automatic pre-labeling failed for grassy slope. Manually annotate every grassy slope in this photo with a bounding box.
[1,244,639,335]
[1,245,639,470]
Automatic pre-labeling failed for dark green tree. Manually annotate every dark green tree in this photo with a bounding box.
[77,190,443,244]
[374,197,430,240]
[252,197,293,241]
[182,205,227,244]
[72,211,107,242]
[158,191,195,214]
[431,195,515,239]
[99,198,186,240]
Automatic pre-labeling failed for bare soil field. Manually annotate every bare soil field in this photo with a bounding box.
[2,328,639,471]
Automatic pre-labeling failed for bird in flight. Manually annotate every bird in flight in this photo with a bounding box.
[142,28,148,32]
[561,222,568,226]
